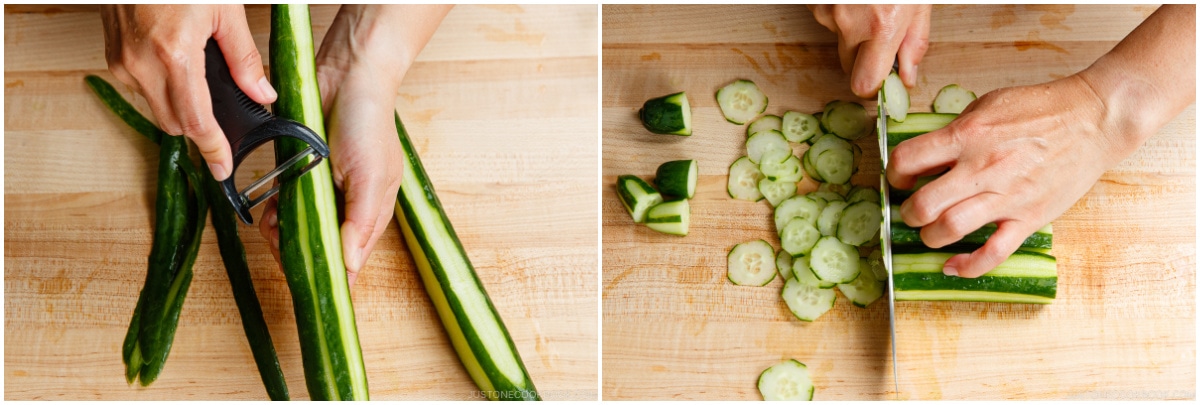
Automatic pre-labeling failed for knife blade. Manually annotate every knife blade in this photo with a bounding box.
[877,82,899,398]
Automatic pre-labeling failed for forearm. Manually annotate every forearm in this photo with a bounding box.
[1077,4,1195,159]
[317,5,453,91]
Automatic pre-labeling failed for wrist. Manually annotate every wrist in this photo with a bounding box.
[1075,60,1166,161]
[318,5,413,92]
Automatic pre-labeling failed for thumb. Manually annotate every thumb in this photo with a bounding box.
[339,172,394,285]
[213,5,276,104]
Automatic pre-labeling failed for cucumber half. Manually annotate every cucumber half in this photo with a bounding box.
[645,199,690,236]
[728,240,777,286]
[716,79,768,124]
[758,359,815,401]
[654,159,698,199]
[616,175,663,223]
[639,91,692,135]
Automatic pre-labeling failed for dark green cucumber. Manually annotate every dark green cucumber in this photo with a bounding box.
[654,159,698,199]
[85,75,165,144]
[893,251,1057,304]
[640,91,692,135]
[891,223,1053,250]
[270,5,368,400]
[886,113,957,147]
[394,114,540,400]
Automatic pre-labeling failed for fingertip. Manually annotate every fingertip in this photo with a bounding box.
[208,162,231,182]
[340,223,367,272]
[257,77,278,103]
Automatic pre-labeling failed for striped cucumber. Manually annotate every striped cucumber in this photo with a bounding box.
[893,251,1057,304]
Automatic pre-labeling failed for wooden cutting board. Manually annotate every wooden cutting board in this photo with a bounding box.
[602,5,1195,400]
[5,5,598,400]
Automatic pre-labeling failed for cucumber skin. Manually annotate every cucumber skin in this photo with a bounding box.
[394,114,540,400]
[654,160,696,199]
[893,273,1057,299]
[640,92,691,135]
[271,5,368,400]
[891,223,1053,250]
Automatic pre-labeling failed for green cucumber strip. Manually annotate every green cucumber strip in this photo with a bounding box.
[894,251,1057,279]
[394,114,539,400]
[85,75,165,145]
[890,223,1053,250]
[271,5,368,400]
[640,91,692,135]
[893,273,1057,299]
[886,113,957,147]
[894,290,1053,304]
[654,159,697,199]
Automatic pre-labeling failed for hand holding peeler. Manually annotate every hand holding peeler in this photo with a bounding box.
[203,38,330,225]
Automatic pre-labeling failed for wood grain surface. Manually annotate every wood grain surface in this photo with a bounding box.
[5,4,598,400]
[602,4,1195,400]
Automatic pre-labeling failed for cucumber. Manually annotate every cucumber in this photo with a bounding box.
[781,111,820,143]
[728,156,765,201]
[758,178,797,207]
[812,112,827,134]
[808,191,844,204]
[809,236,860,284]
[747,114,783,137]
[758,359,815,401]
[716,79,768,124]
[646,199,690,236]
[616,175,663,223]
[776,250,794,280]
[759,153,802,183]
[781,277,837,322]
[837,258,884,308]
[817,182,851,197]
[867,249,886,280]
[813,148,854,185]
[728,240,778,286]
[780,218,821,257]
[654,159,698,199]
[640,91,692,135]
[933,84,977,114]
[270,6,368,399]
[816,201,848,237]
[822,100,870,140]
[886,113,957,147]
[881,71,910,122]
[801,147,823,182]
[845,186,880,204]
[793,255,835,289]
[890,222,1053,250]
[837,200,882,246]
[893,251,1057,304]
[746,129,789,164]
[773,195,823,232]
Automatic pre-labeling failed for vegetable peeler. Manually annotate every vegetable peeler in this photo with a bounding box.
[204,38,330,225]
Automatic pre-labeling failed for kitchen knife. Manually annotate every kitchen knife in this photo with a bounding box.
[878,69,899,398]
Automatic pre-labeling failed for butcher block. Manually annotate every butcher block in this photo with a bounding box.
[5,4,598,400]
[602,5,1194,400]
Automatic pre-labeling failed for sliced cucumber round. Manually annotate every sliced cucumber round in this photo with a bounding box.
[781,111,820,143]
[746,130,789,164]
[881,71,910,122]
[758,359,815,401]
[727,240,777,286]
[867,248,886,281]
[758,178,797,207]
[780,218,821,257]
[817,182,851,197]
[645,199,690,236]
[616,175,663,223]
[793,255,836,289]
[716,79,768,125]
[814,148,854,185]
[747,114,783,137]
[654,159,698,199]
[639,91,692,135]
[776,249,794,280]
[837,258,884,308]
[808,190,844,204]
[817,200,848,237]
[809,236,860,283]
[801,147,823,182]
[836,200,882,246]
[845,186,880,204]
[781,277,837,323]
[773,195,823,232]
[933,84,977,114]
[760,154,802,183]
[727,156,764,201]
[823,100,870,140]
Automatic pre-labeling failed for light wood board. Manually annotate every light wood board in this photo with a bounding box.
[5,4,598,400]
[602,5,1195,400]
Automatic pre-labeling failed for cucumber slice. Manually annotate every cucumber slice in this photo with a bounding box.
[727,157,764,201]
[867,249,886,280]
[616,175,663,223]
[933,84,977,114]
[758,178,797,207]
[654,159,698,199]
[776,250,794,280]
[881,71,909,122]
[793,255,836,289]
[780,218,821,257]
[817,182,851,197]
[808,191,844,204]
[781,111,820,143]
[809,236,860,283]
[758,359,815,401]
[717,79,768,124]
[837,200,882,246]
[728,240,777,286]
[782,277,837,323]
[801,148,823,182]
[814,148,854,185]
[760,154,803,183]
[823,101,870,140]
[773,195,823,232]
[639,91,692,135]
[837,258,884,308]
[806,132,852,166]
[816,200,848,237]
[747,114,783,137]
[845,186,880,204]
[812,112,827,135]
[746,130,789,164]
[645,199,690,236]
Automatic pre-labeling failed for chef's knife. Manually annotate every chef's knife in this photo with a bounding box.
[878,67,899,398]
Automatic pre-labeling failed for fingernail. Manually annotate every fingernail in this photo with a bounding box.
[209,162,230,181]
[943,266,958,277]
[268,212,278,227]
[258,77,277,100]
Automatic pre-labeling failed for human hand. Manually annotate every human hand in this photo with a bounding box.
[808,4,931,99]
[260,5,451,285]
[100,5,276,181]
